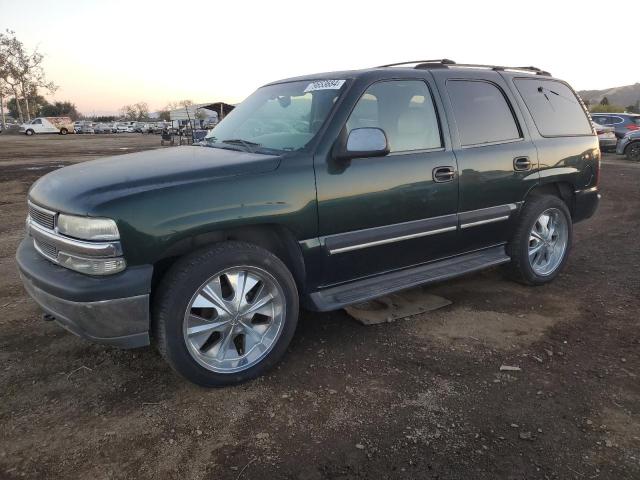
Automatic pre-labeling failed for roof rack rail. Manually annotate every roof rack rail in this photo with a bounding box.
[377,59,551,76]
[377,59,456,68]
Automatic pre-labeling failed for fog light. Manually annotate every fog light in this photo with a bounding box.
[58,252,126,275]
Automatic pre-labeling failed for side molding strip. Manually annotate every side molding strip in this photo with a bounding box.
[329,226,457,254]
[324,213,458,255]
[315,203,519,255]
[459,203,517,229]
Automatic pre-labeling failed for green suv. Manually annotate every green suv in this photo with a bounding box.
[17,60,600,386]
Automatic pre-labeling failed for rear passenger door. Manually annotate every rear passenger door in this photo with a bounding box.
[431,71,539,252]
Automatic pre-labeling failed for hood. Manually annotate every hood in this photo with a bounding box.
[29,145,280,214]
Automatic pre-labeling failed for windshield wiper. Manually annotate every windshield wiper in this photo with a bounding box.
[221,138,261,153]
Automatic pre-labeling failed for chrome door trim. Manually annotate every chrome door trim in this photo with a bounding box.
[323,213,458,255]
[329,225,457,254]
[459,203,518,229]
[460,215,511,229]
[317,203,520,255]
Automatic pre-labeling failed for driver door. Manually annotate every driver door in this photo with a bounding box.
[314,79,460,286]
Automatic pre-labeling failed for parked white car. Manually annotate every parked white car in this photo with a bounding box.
[20,117,74,136]
[113,122,132,133]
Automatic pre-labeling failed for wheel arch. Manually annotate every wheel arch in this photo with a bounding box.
[624,139,640,156]
[524,181,575,217]
[151,224,307,295]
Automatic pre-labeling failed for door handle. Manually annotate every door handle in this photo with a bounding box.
[433,166,456,183]
[513,156,532,171]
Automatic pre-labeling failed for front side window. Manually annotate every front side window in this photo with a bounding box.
[447,80,521,146]
[346,80,442,153]
[32,119,42,125]
[514,78,592,136]
[205,80,346,153]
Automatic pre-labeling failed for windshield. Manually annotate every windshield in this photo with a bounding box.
[205,79,347,153]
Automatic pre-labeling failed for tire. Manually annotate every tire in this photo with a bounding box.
[153,241,299,387]
[625,142,640,162]
[505,195,573,286]
[25,129,34,136]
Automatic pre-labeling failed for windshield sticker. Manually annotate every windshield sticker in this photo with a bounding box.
[303,80,346,92]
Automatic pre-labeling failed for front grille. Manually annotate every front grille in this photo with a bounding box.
[29,203,56,230]
[34,238,58,261]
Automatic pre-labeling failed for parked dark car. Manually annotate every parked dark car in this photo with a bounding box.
[17,60,600,386]
[616,130,640,161]
[591,113,640,139]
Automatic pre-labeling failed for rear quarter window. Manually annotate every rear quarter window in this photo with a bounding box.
[514,79,592,136]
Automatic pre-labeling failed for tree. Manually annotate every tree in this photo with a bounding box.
[0,30,56,124]
[134,102,149,120]
[157,109,170,121]
[7,92,47,119]
[40,101,80,119]
[589,103,625,113]
[120,102,150,120]
[90,115,116,123]
[626,101,639,114]
[600,96,609,106]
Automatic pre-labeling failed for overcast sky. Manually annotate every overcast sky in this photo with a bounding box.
[1,0,634,115]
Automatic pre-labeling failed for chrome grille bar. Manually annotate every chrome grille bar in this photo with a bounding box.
[28,202,56,230]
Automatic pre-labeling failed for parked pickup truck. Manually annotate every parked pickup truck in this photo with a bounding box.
[17,60,600,386]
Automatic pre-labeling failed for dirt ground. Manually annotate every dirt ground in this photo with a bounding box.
[0,134,638,479]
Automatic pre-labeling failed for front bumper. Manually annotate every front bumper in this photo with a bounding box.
[16,238,153,348]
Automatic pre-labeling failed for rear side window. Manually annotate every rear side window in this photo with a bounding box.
[514,79,592,136]
[446,80,521,146]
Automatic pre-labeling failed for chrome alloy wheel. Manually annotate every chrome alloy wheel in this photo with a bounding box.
[183,266,285,373]
[528,208,569,276]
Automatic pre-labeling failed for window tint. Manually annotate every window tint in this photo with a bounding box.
[592,115,608,125]
[447,80,520,146]
[346,80,441,152]
[514,79,592,136]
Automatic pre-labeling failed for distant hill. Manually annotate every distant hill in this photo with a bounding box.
[578,83,640,108]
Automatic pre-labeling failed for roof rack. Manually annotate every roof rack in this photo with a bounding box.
[377,59,551,76]
[377,59,456,68]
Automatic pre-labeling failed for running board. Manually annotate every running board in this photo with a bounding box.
[306,246,510,312]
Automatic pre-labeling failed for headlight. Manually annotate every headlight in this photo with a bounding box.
[57,214,120,241]
[58,252,126,275]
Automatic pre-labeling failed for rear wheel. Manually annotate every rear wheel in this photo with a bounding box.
[505,195,572,285]
[153,241,299,387]
[626,142,640,162]
[60,128,68,135]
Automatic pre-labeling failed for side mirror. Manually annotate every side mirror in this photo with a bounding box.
[334,127,390,160]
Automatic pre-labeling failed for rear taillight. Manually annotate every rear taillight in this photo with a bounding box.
[626,124,640,131]
[596,129,605,135]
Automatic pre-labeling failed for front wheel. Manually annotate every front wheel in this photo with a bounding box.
[505,195,572,285]
[25,129,34,136]
[153,241,299,387]
[60,128,68,135]
[626,143,640,162]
